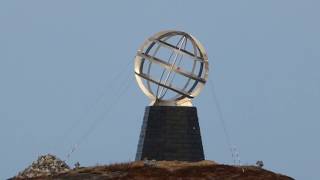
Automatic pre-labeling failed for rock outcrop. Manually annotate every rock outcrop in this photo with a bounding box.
[15,154,70,179]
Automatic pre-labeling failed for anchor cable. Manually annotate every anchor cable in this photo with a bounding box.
[66,75,132,160]
[60,60,133,143]
[208,78,241,165]
[63,60,133,160]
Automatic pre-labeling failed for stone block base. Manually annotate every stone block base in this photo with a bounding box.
[135,106,205,161]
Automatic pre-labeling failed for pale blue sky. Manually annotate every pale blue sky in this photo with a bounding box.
[1,1,319,179]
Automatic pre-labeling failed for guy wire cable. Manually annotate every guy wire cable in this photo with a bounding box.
[66,72,133,160]
[55,60,132,150]
[208,78,241,165]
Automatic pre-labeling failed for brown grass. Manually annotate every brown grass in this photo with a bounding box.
[12,160,294,180]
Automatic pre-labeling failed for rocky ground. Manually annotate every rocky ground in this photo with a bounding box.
[14,154,70,179]
[11,156,294,180]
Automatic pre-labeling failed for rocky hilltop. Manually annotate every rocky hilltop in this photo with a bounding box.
[11,156,294,180]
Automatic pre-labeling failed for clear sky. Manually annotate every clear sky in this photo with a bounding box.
[0,1,319,179]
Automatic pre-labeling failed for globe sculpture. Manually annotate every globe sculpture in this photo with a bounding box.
[135,30,208,161]
[134,30,209,106]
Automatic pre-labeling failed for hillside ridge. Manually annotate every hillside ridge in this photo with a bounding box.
[12,160,294,180]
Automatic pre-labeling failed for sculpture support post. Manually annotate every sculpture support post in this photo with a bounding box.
[135,106,205,161]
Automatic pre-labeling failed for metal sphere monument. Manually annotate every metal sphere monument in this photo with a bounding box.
[135,30,209,161]
[134,30,209,106]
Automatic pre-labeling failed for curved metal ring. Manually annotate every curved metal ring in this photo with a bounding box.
[134,30,209,106]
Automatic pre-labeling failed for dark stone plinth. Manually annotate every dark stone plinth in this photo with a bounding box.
[135,106,205,161]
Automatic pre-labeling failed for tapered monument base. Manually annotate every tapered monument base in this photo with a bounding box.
[135,106,205,161]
